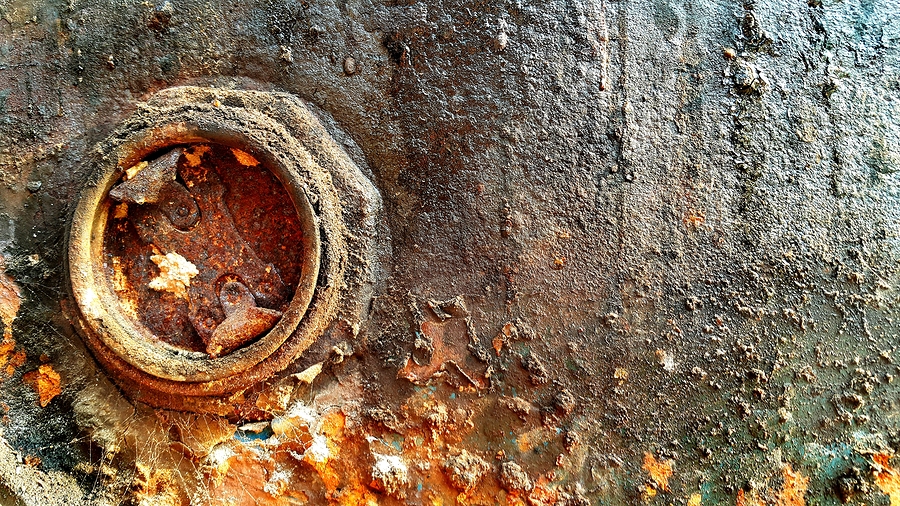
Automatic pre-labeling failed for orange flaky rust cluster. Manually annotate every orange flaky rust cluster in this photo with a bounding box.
[0,264,25,380]
[23,364,61,407]
[123,367,589,506]
[1,260,58,407]
[643,453,673,493]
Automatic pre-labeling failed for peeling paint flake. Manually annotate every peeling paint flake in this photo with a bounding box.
[148,252,199,299]
[293,361,324,385]
[23,364,61,407]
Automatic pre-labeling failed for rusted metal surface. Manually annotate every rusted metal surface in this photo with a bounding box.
[0,0,899,505]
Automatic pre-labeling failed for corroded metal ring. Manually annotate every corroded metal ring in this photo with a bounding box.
[67,87,365,412]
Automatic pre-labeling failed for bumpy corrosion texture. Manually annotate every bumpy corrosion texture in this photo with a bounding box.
[0,0,900,505]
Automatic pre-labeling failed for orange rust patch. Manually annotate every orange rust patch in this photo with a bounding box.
[0,266,21,341]
[874,453,900,505]
[0,336,26,378]
[309,454,341,494]
[332,485,379,506]
[493,322,516,356]
[776,465,809,506]
[208,446,278,506]
[183,145,210,167]
[736,489,754,506]
[23,364,61,407]
[643,453,673,491]
[321,411,346,442]
[231,148,260,167]
[683,211,706,228]
[528,482,559,506]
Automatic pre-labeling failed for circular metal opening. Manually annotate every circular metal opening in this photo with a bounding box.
[69,126,321,384]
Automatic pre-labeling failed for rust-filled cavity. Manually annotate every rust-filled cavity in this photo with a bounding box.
[103,143,306,357]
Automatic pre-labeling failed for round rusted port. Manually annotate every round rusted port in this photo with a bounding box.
[70,128,321,384]
[103,143,311,358]
[64,86,383,414]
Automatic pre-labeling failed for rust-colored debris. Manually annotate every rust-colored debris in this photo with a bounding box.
[23,364,61,407]
[493,322,515,356]
[643,452,673,492]
[148,252,198,300]
[874,453,900,506]
[0,336,26,379]
[683,210,706,229]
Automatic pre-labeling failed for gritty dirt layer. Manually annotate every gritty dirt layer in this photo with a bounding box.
[0,0,900,504]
